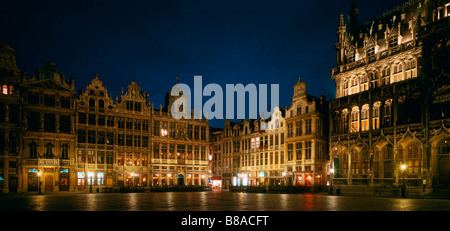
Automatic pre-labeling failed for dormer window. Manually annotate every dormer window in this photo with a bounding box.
[348,52,355,63]
[367,46,375,56]
[389,36,398,48]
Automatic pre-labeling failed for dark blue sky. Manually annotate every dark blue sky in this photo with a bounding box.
[1,0,409,128]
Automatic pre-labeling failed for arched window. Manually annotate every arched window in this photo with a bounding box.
[437,138,450,185]
[361,104,369,131]
[350,107,359,133]
[384,99,392,127]
[360,75,369,92]
[405,59,417,79]
[393,63,403,82]
[381,66,390,85]
[350,77,359,95]
[29,140,38,158]
[382,144,394,178]
[44,141,54,159]
[99,100,104,109]
[342,109,349,133]
[351,148,359,175]
[370,71,378,88]
[373,147,380,178]
[372,101,381,129]
[342,78,349,97]
[361,147,370,175]
[407,141,422,175]
[89,98,95,111]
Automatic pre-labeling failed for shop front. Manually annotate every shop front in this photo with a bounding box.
[77,172,85,190]
[27,168,39,191]
[59,168,69,191]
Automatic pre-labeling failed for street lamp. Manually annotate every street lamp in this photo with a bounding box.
[90,174,93,193]
[401,164,406,198]
[282,171,286,186]
[330,168,335,195]
[37,171,42,195]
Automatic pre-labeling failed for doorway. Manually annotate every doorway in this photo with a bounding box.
[178,174,184,186]
[45,175,53,192]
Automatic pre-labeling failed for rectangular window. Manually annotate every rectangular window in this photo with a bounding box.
[87,150,95,164]
[107,116,114,127]
[153,121,160,136]
[98,115,105,126]
[118,134,124,146]
[44,114,56,132]
[78,130,87,143]
[77,150,86,163]
[60,115,71,133]
[88,131,96,144]
[106,152,114,164]
[126,135,133,146]
[305,142,311,159]
[296,142,302,160]
[118,117,124,129]
[288,143,293,161]
[88,114,96,125]
[97,151,105,164]
[106,132,114,145]
[305,119,312,134]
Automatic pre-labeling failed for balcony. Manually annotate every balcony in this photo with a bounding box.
[38,159,60,166]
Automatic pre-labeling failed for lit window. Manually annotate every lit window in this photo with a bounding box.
[161,129,168,137]
[350,107,359,133]
[361,105,369,131]
[2,85,8,95]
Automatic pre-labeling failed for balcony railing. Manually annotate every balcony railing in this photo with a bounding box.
[38,159,60,166]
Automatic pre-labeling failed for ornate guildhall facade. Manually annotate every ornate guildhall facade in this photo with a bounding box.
[0,43,210,193]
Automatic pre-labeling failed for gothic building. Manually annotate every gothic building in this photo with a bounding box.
[329,0,450,195]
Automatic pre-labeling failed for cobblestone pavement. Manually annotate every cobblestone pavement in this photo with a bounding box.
[0,191,449,211]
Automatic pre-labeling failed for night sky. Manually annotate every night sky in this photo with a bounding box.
[2,0,409,128]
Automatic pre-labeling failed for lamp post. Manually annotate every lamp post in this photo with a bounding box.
[401,164,406,198]
[90,175,93,193]
[330,168,334,195]
[38,171,42,195]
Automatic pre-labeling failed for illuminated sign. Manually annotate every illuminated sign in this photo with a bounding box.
[259,171,265,177]
[28,169,38,173]
[0,177,3,181]
[78,172,85,178]
[60,169,69,173]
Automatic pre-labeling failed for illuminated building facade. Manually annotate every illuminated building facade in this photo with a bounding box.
[20,62,77,193]
[0,42,25,193]
[329,0,450,195]
[285,78,328,187]
[0,42,210,193]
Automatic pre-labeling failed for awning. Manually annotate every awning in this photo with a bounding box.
[211,176,222,181]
